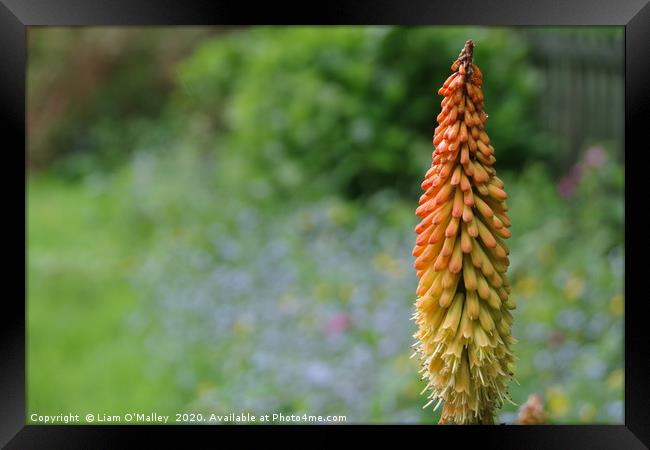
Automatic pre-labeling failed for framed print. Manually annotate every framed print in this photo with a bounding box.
[1,0,648,447]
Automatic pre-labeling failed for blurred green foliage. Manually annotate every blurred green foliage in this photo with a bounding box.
[27,26,623,424]
[27,176,187,415]
[27,27,219,173]
[27,143,624,424]
[503,155,624,423]
[177,27,544,199]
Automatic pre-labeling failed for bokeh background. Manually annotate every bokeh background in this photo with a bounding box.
[27,26,624,424]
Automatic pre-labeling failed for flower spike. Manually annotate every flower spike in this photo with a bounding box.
[413,40,516,425]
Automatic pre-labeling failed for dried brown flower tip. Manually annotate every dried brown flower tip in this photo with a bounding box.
[517,394,548,425]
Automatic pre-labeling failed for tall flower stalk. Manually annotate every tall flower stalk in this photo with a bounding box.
[412,40,516,425]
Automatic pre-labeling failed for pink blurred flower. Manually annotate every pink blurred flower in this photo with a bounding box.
[583,146,607,168]
[558,164,582,199]
[557,147,608,198]
[326,312,351,336]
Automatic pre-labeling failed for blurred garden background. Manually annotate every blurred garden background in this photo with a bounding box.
[27,26,624,424]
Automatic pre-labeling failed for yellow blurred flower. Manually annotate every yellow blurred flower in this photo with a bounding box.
[197,381,216,394]
[579,403,596,422]
[564,275,585,302]
[373,252,403,275]
[546,386,569,418]
[515,275,539,297]
[537,245,557,264]
[609,294,624,316]
[607,368,624,391]
[278,292,300,315]
[327,203,353,226]
[314,282,332,300]
[232,317,253,336]
[338,284,353,303]
[393,353,414,374]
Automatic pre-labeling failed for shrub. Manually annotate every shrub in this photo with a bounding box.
[178,26,544,199]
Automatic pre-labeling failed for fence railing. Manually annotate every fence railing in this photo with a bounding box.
[518,28,624,167]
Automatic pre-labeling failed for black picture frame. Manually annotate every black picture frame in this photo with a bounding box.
[2,0,648,447]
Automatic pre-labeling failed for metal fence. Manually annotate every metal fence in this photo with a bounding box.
[518,28,624,167]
